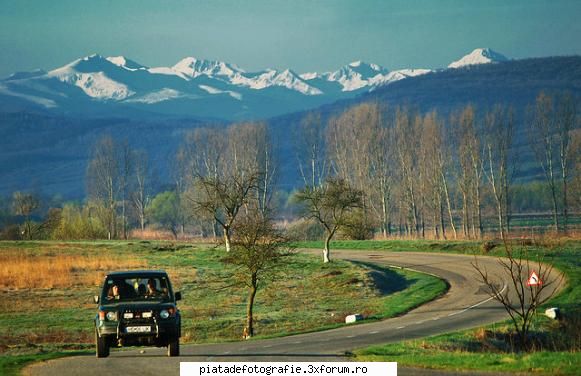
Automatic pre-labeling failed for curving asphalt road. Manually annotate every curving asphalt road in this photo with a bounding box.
[25,250,563,376]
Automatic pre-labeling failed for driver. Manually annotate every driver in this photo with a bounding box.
[146,278,160,297]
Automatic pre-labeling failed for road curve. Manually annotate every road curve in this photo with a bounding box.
[26,250,562,376]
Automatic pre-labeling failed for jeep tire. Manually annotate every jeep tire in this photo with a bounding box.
[95,329,110,358]
[167,337,179,357]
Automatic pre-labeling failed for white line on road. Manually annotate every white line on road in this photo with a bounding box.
[396,326,405,329]
[448,282,508,317]
[369,331,379,334]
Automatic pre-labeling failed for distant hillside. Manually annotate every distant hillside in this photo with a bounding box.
[0,56,580,198]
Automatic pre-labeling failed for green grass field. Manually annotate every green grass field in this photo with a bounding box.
[293,239,581,374]
[0,240,445,375]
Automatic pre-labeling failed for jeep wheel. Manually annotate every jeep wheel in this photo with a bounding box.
[167,337,179,357]
[95,329,110,358]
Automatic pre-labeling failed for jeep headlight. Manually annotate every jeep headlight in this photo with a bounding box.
[159,310,170,319]
[106,311,118,321]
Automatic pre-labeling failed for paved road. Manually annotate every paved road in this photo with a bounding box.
[26,250,562,376]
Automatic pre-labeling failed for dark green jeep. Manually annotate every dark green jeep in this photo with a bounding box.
[94,270,182,358]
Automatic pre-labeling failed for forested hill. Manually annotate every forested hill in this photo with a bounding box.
[364,56,581,112]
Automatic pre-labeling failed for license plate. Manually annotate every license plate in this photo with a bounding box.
[125,326,151,333]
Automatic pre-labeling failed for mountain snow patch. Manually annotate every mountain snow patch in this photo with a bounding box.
[125,88,187,104]
[199,85,243,100]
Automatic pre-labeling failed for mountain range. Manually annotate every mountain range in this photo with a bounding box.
[0,48,505,121]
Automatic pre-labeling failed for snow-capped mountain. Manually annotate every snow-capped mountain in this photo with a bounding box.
[448,48,508,69]
[0,48,506,120]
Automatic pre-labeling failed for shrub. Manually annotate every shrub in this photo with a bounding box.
[285,218,324,241]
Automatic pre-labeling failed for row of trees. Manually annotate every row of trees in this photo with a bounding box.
[3,92,579,245]
[294,92,580,241]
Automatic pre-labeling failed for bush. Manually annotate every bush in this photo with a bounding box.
[340,210,375,240]
[52,204,107,240]
[285,218,324,241]
[0,224,22,240]
[481,241,497,254]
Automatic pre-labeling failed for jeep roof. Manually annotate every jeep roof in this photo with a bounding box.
[105,270,169,278]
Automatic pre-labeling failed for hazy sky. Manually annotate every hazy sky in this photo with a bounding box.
[1,0,580,77]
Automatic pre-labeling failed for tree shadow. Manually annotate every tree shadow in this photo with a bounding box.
[350,261,411,296]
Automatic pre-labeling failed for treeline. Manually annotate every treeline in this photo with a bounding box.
[293,91,580,239]
[1,91,580,241]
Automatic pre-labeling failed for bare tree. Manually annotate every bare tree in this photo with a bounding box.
[221,211,292,338]
[86,136,121,240]
[483,106,515,239]
[295,178,363,263]
[453,105,483,239]
[555,92,578,231]
[394,108,423,235]
[195,171,260,252]
[11,191,39,239]
[327,103,392,237]
[530,92,560,232]
[367,106,394,238]
[131,150,151,234]
[184,123,268,251]
[420,111,454,239]
[473,242,563,350]
[294,111,327,188]
[119,141,133,240]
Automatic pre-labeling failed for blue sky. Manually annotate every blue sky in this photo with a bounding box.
[1,0,580,77]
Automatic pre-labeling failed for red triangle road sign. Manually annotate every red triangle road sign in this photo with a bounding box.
[527,271,542,286]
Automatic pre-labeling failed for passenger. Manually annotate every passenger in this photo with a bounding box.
[107,284,120,300]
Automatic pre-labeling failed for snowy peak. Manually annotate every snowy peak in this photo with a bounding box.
[106,56,148,71]
[172,57,243,78]
[47,54,135,101]
[448,48,508,69]
[325,61,390,91]
[231,68,323,95]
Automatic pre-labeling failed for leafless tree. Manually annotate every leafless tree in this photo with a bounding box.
[394,108,423,235]
[555,92,578,231]
[483,106,515,239]
[530,92,561,232]
[473,242,563,350]
[295,178,363,263]
[119,141,133,240]
[420,111,454,239]
[11,191,39,239]
[131,150,151,233]
[86,136,121,240]
[221,211,293,338]
[453,105,483,239]
[183,123,269,250]
[326,103,393,237]
[294,111,327,188]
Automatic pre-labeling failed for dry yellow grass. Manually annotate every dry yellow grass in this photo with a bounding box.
[0,251,145,289]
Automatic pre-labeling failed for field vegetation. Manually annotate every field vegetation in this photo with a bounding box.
[0,240,445,375]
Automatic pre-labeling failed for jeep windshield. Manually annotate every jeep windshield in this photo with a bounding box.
[102,276,172,303]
